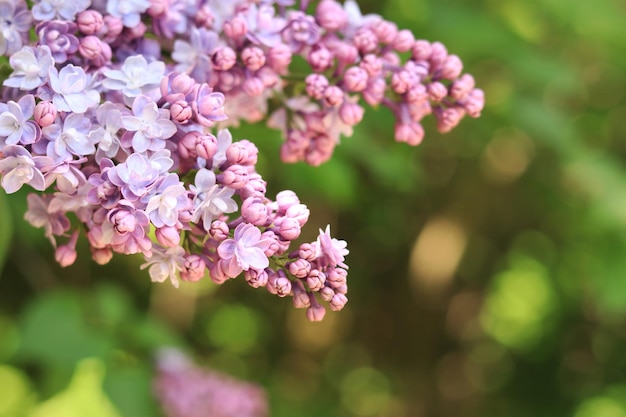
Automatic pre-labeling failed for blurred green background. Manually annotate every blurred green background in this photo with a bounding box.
[3,0,626,416]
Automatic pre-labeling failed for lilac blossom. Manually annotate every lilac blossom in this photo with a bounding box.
[141,245,186,288]
[36,20,79,63]
[42,112,98,159]
[105,200,152,255]
[32,0,89,21]
[172,27,218,84]
[106,0,151,27]
[48,64,100,113]
[0,94,40,147]
[217,223,272,278]
[92,102,126,162]
[0,145,50,193]
[315,225,349,269]
[102,55,165,103]
[121,95,177,153]
[4,45,54,90]
[24,193,70,242]
[190,168,237,229]
[0,0,32,56]
[192,83,226,126]
[144,173,187,228]
[107,152,165,201]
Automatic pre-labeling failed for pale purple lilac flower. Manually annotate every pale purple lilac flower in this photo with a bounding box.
[106,0,151,28]
[121,95,177,153]
[190,168,237,229]
[172,27,219,83]
[0,0,32,56]
[36,20,79,63]
[107,152,165,201]
[141,245,186,288]
[143,173,187,228]
[217,223,272,278]
[3,45,54,90]
[0,145,49,193]
[31,0,89,21]
[0,94,40,147]
[102,55,165,103]
[48,64,100,113]
[42,112,98,159]
[24,193,70,243]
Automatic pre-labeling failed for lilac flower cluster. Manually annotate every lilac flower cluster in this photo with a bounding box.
[154,349,268,417]
[0,0,354,321]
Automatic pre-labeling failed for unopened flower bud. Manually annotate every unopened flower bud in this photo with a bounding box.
[223,15,248,38]
[102,16,123,41]
[308,46,333,72]
[241,46,266,71]
[323,86,344,107]
[55,235,78,267]
[156,226,181,247]
[181,254,205,282]
[320,286,335,301]
[372,20,398,44]
[339,101,364,126]
[242,77,264,96]
[148,0,168,17]
[429,41,448,67]
[427,81,448,102]
[209,220,229,241]
[34,101,57,127]
[91,247,113,265]
[298,243,317,261]
[77,10,104,35]
[412,40,432,61]
[226,140,258,166]
[241,197,268,226]
[276,190,299,212]
[218,164,248,189]
[449,73,475,100]
[315,0,348,31]
[353,28,378,54]
[458,88,484,118]
[267,270,291,297]
[288,259,311,278]
[436,107,466,133]
[393,29,415,52]
[343,66,368,92]
[277,217,301,240]
[170,100,193,124]
[329,293,348,311]
[394,121,424,146]
[306,269,326,291]
[211,46,237,71]
[286,203,309,227]
[438,54,463,80]
[268,44,292,73]
[305,73,329,100]
[306,301,326,322]
[245,268,269,288]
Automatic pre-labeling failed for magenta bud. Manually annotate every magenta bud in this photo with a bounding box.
[406,84,428,103]
[261,231,280,257]
[315,0,348,31]
[285,203,309,227]
[241,46,266,72]
[218,164,248,189]
[245,268,269,288]
[438,54,463,80]
[126,21,146,39]
[412,40,432,61]
[226,139,258,166]
[427,81,448,102]
[333,42,358,64]
[449,73,475,100]
[171,73,196,97]
[209,220,229,241]
[362,77,386,106]
[241,197,268,226]
[267,270,291,297]
[110,210,136,234]
[181,254,205,282]
[211,46,237,71]
[298,243,317,262]
[268,44,292,73]
[372,20,398,44]
[275,190,299,212]
[307,46,333,72]
[391,70,414,95]
[436,107,466,133]
[223,15,248,38]
[293,289,311,308]
[339,101,364,126]
[55,242,77,267]
[343,66,368,92]
[288,258,311,278]
[353,28,379,54]
[328,267,348,286]
[459,88,484,118]
[242,77,265,96]
[170,100,193,124]
[320,286,335,302]
[329,293,348,311]
[78,36,103,60]
[323,85,344,107]
[148,0,168,17]
[394,121,424,146]
[277,217,301,241]
[102,16,123,41]
[360,54,383,76]
[77,10,104,35]
[306,302,326,322]
[156,226,181,247]
[34,100,57,127]
[305,73,329,100]
[429,41,448,67]
[393,29,415,52]
[91,247,113,265]
[306,269,326,291]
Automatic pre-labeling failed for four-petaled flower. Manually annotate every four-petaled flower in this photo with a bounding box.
[217,223,272,278]
[190,168,237,229]
[121,95,177,153]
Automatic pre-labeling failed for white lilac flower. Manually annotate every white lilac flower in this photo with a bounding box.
[0,145,50,193]
[32,0,90,21]
[92,102,127,162]
[43,112,98,158]
[210,129,233,168]
[141,245,186,288]
[3,45,54,90]
[121,95,177,153]
[243,4,284,47]
[102,55,165,103]
[190,168,237,229]
[106,0,150,27]
[0,0,32,56]
[108,152,167,201]
[0,94,40,148]
[49,64,100,113]
[172,28,219,84]
[144,173,187,228]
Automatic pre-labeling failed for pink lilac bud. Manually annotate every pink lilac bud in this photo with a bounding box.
[261,231,280,257]
[372,20,398,44]
[181,255,205,282]
[218,164,248,189]
[55,232,78,267]
[406,84,428,104]
[170,100,193,124]
[459,88,485,117]
[412,40,432,61]
[429,41,448,67]
[362,77,386,106]
[343,66,368,92]
[329,293,348,311]
[197,134,218,160]
[305,74,329,100]
[242,77,264,96]
[126,22,147,39]
[306,269,326,292]
[195,5,214,28]
[286,203,310,227]
[308,46,333,72]
[267,270,291,297]
[315,0,348,31]
[437,54,463,80]
[245,268,269,288]
[327,267,347,287]
[147,0,167,16]
[162,72,196,103]
[226,140,258,166]
[110,209,137,234]
[427,81,448,102]
[102,16,123,41]
[268,44,292,73]
[257,67,279,88]
[178,131,200,159]
[276,190,299,212]
[436,107,466,133]
[156,226,181,247]
[298,243,316,262]
[391,70,414,95]
[324,86,344,107]
[395,121,424,146]
[293,286,311,308]
[91,247,113,265]
[332,41,358,64]
[240,173,266,199]
[34,101,57,127]
[288,258,311,278]
[277,217,301,240]
[77,10,104,35]
[241,46,266,72]
[360,54,383,76]
[449,74,475,100]
[339,101,364,126]
[212,46,237,71]
[306,296,326,321]
[209,220,229,241]
[320,286,335,302]
[393,29,415,52]
[210,261,229,284]
[78,36,103,60]
[353,28,379,54]
[223,15,248,38]
[241,197,268,226]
